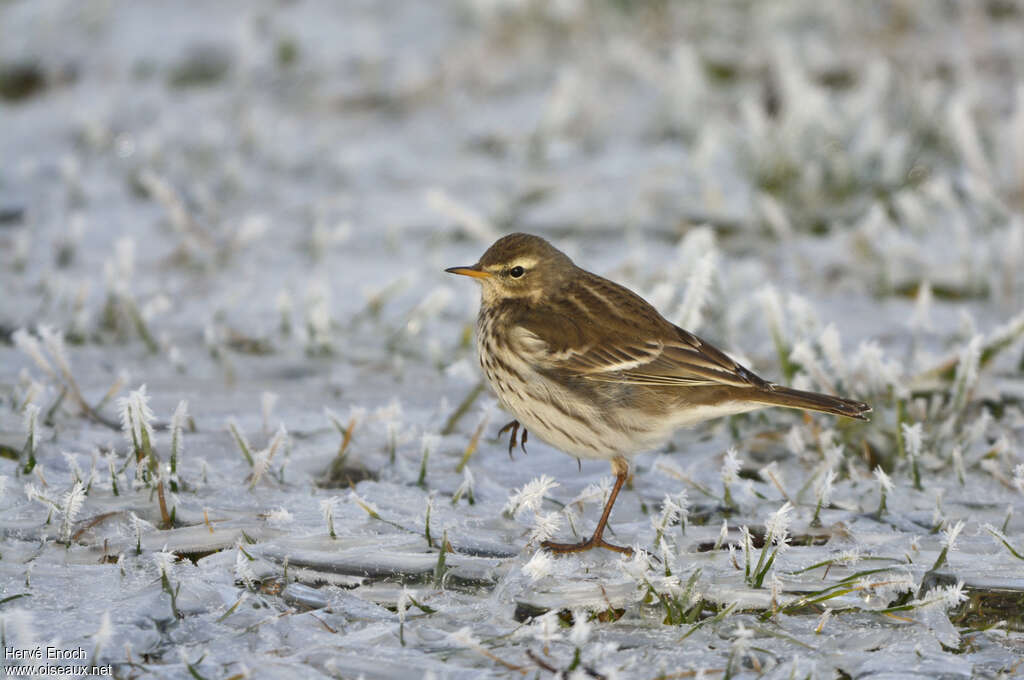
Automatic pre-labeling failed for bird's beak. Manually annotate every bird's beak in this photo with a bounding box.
[445,264,492,280]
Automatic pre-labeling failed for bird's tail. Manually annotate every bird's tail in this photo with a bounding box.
[753,385,872,421]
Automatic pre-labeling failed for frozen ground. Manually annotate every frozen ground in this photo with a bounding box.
[2,1,1024,678]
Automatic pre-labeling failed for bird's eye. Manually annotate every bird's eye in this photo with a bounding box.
[509,266,525,278]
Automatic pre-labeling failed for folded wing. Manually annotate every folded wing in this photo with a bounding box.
[512,306,768,390]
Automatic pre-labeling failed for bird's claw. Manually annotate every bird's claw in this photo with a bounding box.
[541,537,633,556]
[498,420,528,458]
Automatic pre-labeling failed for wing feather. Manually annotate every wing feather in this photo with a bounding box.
[510,292,766,390]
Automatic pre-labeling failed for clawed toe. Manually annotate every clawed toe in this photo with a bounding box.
[498,420,528,458]
[538,458,631,556]
[541,538,633,556]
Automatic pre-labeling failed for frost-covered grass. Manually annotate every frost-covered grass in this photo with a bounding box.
[2,1,1024,678]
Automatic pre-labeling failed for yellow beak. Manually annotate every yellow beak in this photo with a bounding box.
[445,265,492,280]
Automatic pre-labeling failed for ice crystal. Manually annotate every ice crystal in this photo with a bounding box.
[504,475,559,519]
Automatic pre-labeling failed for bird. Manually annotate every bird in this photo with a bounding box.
[446,233,870,555]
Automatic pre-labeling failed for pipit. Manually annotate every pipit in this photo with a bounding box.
[447,233,870,555]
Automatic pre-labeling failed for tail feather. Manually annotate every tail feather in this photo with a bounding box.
[754,385,872,421]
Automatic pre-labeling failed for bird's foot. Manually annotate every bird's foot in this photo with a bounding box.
[541,537,632,556]
[498,420,528,458]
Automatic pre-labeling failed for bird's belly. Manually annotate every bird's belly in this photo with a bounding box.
[666,401,763,428]
[477,339,668,460]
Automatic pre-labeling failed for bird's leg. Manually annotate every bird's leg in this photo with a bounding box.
[542,458,632,555]
[498,420,520,459]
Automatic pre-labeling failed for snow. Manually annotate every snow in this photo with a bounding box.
[2,1,1023,677]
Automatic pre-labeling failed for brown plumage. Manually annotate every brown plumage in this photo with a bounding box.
[447,232,870,554]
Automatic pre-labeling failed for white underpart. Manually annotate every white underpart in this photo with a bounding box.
[663,402,763,428]
[478,325,763,460]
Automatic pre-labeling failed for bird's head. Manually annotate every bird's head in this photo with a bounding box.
[445,232,574,304]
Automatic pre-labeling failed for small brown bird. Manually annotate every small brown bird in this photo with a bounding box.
[447,233,870,555]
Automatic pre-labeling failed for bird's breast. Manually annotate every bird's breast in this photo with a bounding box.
[473,307,670,460]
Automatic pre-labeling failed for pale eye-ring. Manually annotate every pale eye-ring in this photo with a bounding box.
[509,266,525,278]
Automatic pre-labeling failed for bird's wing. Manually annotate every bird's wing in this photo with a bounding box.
[610,328,768,388]
[512,307,766,390]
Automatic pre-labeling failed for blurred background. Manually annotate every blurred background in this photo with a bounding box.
[1,1,1023,678]
[2,1,1022,337]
